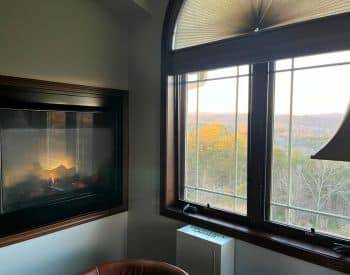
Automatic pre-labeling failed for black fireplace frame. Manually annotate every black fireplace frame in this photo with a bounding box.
[0,75,128,246]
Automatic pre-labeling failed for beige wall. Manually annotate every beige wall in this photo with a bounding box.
[0,213,127,275]
[0,0,128,90]
[126,1,345,274]
[127,0,180,263]
[0,1,128,274]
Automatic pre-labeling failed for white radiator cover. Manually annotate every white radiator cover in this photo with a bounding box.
[176,225,235,275]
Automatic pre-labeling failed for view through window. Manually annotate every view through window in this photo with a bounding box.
[182,66,250,215]
[270,50,350,239]
[180,51,350,239]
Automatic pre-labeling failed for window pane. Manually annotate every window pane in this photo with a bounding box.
[275,59,293,71]
[204,67,237,80]
[184,82,198,190]
[271,72,291,205]
[236,76,249,198]
[183,67,249,215]
[294,50,350,69]
[197,78,236,197]
[270,51,350,239]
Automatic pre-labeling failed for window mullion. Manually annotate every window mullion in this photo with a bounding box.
[247,63,270,224]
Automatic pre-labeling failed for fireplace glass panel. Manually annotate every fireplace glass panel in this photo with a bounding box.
[0,109,114,213]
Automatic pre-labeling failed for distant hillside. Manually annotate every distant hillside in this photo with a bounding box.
[186,113,248,131]
[187,113,342,132]
[186,112,343,153]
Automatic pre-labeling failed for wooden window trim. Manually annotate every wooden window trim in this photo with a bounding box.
[161,1,350,273]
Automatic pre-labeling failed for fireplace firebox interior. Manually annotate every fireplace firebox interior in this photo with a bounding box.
[0,109,115,213]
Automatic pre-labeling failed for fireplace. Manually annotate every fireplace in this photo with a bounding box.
[1,109,115,213]
[0,76,127,241]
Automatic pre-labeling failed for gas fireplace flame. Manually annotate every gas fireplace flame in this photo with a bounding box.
[5,157,78,189]
[49,174,56,185]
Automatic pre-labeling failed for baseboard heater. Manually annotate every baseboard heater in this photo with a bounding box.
[176,225,235,275]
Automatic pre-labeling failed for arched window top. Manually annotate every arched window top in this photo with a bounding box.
[173,0,350,50]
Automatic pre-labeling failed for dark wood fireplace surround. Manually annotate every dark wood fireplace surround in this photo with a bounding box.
[0,75,128,247]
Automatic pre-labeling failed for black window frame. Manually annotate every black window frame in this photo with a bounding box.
[161,1,350,273]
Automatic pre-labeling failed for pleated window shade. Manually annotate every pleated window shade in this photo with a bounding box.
[173,0,350,50]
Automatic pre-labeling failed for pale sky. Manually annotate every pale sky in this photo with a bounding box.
[186,51,350,116]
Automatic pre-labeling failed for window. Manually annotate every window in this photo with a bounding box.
[270,51,350,239]
[162,1,350,272]
[181,66,250,215]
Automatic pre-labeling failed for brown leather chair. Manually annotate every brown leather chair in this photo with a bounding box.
[78,259,188,275]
